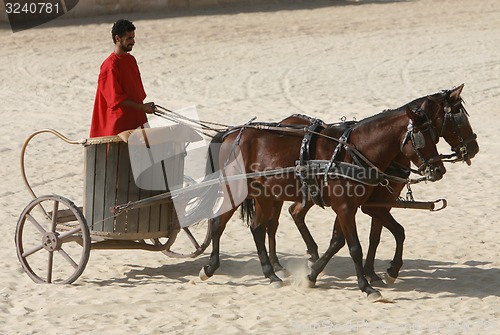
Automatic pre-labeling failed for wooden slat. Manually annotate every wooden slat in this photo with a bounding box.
[167,149,184,232]
[126,159,141,234]
[83,145,96,229]
[93,143,108,231]
[137,156,156,233]
[170,202,180,234]
[138,187,152,233]
[159,202,170,235]
[174,150,185,188]
[148,193,161,233]
[103,142,119,232]
[166,147,184,189]
[115,142,130,233]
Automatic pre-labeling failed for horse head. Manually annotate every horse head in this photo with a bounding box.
[401,105,446,181]
[424,84,479,165]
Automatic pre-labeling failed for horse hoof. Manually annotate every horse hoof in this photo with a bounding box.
[384,272,397,285]
[270,280,283,289]
[276,269,290,278]
[306,277,316,288]
[199,267,210,281]
[366,273,383,283]
[367,291,383,302]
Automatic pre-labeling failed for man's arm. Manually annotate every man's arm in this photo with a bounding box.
[118,99,156,114]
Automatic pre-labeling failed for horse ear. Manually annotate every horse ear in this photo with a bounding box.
[449,83,464,100]
[405,105,417,122]
[419,99,437,120]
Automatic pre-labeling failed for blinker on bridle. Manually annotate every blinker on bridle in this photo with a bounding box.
[401,110,437,151]
[442,101,477,161]
[401,109,440,176]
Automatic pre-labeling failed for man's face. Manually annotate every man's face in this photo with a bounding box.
[116,31,135,52]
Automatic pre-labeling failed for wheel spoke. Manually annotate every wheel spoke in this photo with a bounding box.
[22,244,44,258]
[183,227,201,249]
[58,248,78,269]
[58,227,82,240]
[47,251,54,283]
[17,195,90,284]
[26,214,48,235]
[51,200,59,232]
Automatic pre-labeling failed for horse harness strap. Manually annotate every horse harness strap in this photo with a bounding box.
[219,117,426,209]
[303,126,418,193]
[297,119,327,208]
[297,160,384,185]
[321,127,383,185]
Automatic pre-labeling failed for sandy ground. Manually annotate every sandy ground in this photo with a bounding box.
[1,0,499,334]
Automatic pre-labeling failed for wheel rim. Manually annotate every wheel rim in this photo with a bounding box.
[151,220,212,258]
[15,195,91,284]
[151,175,213,258]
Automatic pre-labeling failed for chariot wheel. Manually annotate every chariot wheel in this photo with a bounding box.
[15,195,91,284]
[151,219,212,258]
[150,175,213,258]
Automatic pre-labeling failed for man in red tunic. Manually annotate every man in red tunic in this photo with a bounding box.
[90,19,155,137]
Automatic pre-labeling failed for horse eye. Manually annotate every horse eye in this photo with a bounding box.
[453,112,468,127]
[413,131,426,149]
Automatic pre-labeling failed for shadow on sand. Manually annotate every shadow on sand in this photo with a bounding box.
[307,256,499,299]
[1,0,414,31]
[83,252,499,300]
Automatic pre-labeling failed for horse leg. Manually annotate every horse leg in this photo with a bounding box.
[308,217,345,283]
[288,202,319,263]
[385,213,405,283]
[251,223,283,286]
[252,199,283,286]
[342,210,382,300]
[362,215,384,283]
[314,205,382,301]
[199,208,237,280]
[362,206,405,284]
[266,201,287,274]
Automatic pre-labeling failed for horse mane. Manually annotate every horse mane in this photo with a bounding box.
[367,88,463,123]
[354,105,405,127]
[353,91,445,127]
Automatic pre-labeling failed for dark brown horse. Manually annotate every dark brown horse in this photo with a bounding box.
[198,99,446,300]
[267,84,479,285]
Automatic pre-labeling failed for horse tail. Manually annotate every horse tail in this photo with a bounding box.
[240,198,255,227]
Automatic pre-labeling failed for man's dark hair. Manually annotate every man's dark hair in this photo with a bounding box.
[111,19,135,43]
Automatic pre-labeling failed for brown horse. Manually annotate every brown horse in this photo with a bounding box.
[198,100,445,300]
[267,84,479,285]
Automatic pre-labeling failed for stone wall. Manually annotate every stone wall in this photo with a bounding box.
[1,0,297,24]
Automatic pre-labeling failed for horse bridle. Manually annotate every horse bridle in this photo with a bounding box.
[401,110,441,176]
[440,99,477,162]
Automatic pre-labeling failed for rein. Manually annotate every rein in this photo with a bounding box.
[152,106,440,185]
[154,105,229,137]
[306,129,427,185]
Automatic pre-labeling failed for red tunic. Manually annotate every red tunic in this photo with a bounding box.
[89,53,147,137]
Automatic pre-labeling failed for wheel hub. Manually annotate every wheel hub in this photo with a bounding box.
[42,232,61,251]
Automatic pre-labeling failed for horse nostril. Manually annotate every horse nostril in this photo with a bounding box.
[429,166,445,181]
[435,167,446,179]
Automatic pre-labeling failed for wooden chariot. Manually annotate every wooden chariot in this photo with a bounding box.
[15,127,212,284]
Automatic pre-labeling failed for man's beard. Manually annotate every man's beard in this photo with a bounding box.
[120,43,133,52]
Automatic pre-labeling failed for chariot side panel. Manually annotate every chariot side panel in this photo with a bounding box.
[83,136,184,239]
